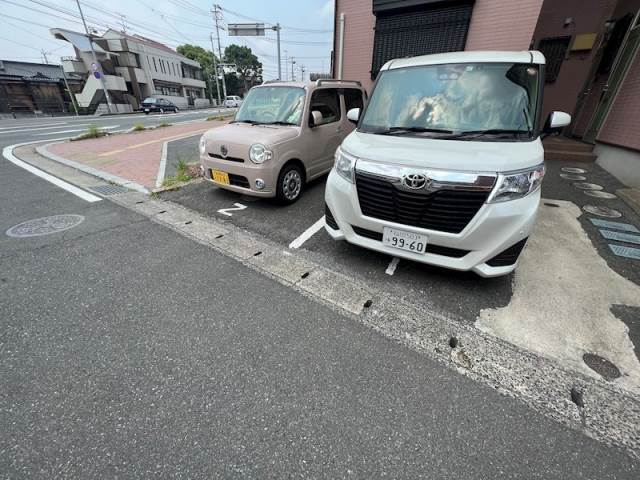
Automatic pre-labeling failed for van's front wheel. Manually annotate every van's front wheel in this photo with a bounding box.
[276,164,304,204]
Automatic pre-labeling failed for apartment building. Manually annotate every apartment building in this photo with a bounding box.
[51,28,208,113]
[333,0,640,186]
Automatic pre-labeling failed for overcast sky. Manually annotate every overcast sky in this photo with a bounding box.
[0,0,335,80]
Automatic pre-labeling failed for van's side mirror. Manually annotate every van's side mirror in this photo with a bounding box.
[310,110,323,127]
[542,111,571,137]
[347,108,360,124]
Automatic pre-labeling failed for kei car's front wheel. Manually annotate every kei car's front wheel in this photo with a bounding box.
[276,164,304,204]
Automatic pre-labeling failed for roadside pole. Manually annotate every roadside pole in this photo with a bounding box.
[75,0,113,114]
[212,4,227,99]
[272,23,281,80]
[210,33,222,106]
[291,57,296,82]
[61,68,80,116]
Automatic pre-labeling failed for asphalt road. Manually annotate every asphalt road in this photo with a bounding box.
[2,129,639,477]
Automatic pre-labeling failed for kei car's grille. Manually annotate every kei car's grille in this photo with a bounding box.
[350,225,470,258]
[228,173,250,188]
[355,172,490,234]
[209,153,244,163]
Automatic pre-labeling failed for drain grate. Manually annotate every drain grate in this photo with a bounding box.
[609,244,640,260]
[583,205,622,218]
[590,218,639,233]
[560,173,587,181]
[89,184,129,196]
[6,214,84,238]
[583,190,617,199]
[562,167,588,174]
[573,182,603,191]
[600,230,640,245]
[583,353,621,380]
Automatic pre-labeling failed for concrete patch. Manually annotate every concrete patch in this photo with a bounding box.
[476,200,640,392]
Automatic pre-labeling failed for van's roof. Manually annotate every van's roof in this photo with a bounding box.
[383,50,546,71]
[256,79,363,89]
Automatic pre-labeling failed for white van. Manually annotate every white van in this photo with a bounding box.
[224,95,243,108]
[324,51,570,277]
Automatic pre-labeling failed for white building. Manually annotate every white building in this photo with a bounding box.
[51,28,209,113]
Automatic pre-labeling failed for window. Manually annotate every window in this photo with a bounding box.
[343,88,364,112]
[537,36,571,82]
[309,88,341,125]
[153,57,157,72]
[371,2,473,80]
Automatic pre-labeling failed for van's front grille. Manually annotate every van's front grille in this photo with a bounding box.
[355,172,489,234]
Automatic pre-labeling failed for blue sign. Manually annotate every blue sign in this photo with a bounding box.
[93,71,101,79]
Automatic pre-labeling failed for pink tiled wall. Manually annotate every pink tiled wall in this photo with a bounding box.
[335,0,376,92]
[465,0,545,50]
[598,49,640,150]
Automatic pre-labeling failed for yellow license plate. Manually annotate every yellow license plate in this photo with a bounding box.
[212,170,230,185]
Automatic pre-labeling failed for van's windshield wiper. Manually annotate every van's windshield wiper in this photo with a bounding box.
[447,129,531,139]
[373,126,454,136]
[232,119,260,124]
[263,121,298,126]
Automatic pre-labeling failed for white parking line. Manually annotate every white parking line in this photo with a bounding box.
[289,216,326,249]
[2,143,102,203]
[385,257,400,275]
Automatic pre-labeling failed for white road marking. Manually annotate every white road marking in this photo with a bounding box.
[33,125,119,136]
[2,143,102,203]
[385,257,400,275]
[289,216,326,249]
[0,123,64,132]
[217,203,247,216]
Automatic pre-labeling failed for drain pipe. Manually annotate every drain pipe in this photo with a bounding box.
[337,13,345,79]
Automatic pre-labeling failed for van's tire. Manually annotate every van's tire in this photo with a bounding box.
[276,164,304,204]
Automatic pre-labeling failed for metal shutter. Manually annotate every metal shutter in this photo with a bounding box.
[371,2,473,79]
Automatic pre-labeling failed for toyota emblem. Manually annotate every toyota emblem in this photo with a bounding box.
[402,173,429,190]
[220,145,228,158]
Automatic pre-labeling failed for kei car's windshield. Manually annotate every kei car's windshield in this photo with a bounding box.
[234,86,305,125]
[360,63,541,140]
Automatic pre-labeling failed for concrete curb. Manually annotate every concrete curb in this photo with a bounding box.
[35,142,150,194]
[109,190,640,460]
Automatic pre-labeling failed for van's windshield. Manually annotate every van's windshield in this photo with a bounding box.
[234,86,305,126]
[360,63,541,141]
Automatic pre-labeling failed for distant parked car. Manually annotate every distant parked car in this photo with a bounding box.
[224,95,243,108]
[140,97,179,114]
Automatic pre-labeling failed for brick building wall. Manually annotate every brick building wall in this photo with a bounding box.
[598,49,640,149]
[465,0,544,50]
[334,0,376,92]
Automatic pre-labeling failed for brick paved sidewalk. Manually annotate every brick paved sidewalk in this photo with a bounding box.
[46,121,227,190]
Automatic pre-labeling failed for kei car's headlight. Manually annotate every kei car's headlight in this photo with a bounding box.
[334,146,357,183]
[199,136,206,155]
[249,143,273,164]
[488,163,546,203]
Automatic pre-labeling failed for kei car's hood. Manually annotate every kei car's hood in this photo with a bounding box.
[202,122,300,149]
[341,130,544,173]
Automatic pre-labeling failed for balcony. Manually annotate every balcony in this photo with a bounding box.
[61,56,87,75]
[181,76,206,88]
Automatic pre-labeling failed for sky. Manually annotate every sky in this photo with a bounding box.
[0,0,335,80]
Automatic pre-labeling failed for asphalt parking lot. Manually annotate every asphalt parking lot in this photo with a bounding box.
[160,141,640,391]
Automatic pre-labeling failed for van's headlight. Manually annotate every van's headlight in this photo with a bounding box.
[249,143,272,164]
[334,146,357,183]
[488,163,545,203]
[199,136,206,155]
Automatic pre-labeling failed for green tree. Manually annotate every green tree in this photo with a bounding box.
[176,44,219,102]
[224,44,263,93]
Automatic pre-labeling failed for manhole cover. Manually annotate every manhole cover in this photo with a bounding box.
[583,190,617,199]
[574,182,604,190]
[560,173,587,181]
[583,205,623,218]
[562,167,588,174]
[6,215,84,238]
[583,353,621,380]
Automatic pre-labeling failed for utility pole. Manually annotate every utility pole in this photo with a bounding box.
[300,65,305,82]
[212,4,227,99]
[290,57,296,82]
[284,50,288,81]
[271,23,281,80]
[210,33,221,105]
[61,67,79,116]
[75,0,113,113]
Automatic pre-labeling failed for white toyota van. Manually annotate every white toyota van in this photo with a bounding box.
[324,51,571,277]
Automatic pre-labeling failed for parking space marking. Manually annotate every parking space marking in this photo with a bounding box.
[385,257,400,276]
[600,230,640,245]
[609,244,640,260]
[590,218,640,233]
[217,203,247,216]
[289,217,326,249]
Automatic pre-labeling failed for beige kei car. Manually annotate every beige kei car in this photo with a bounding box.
[199,80,366,203]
